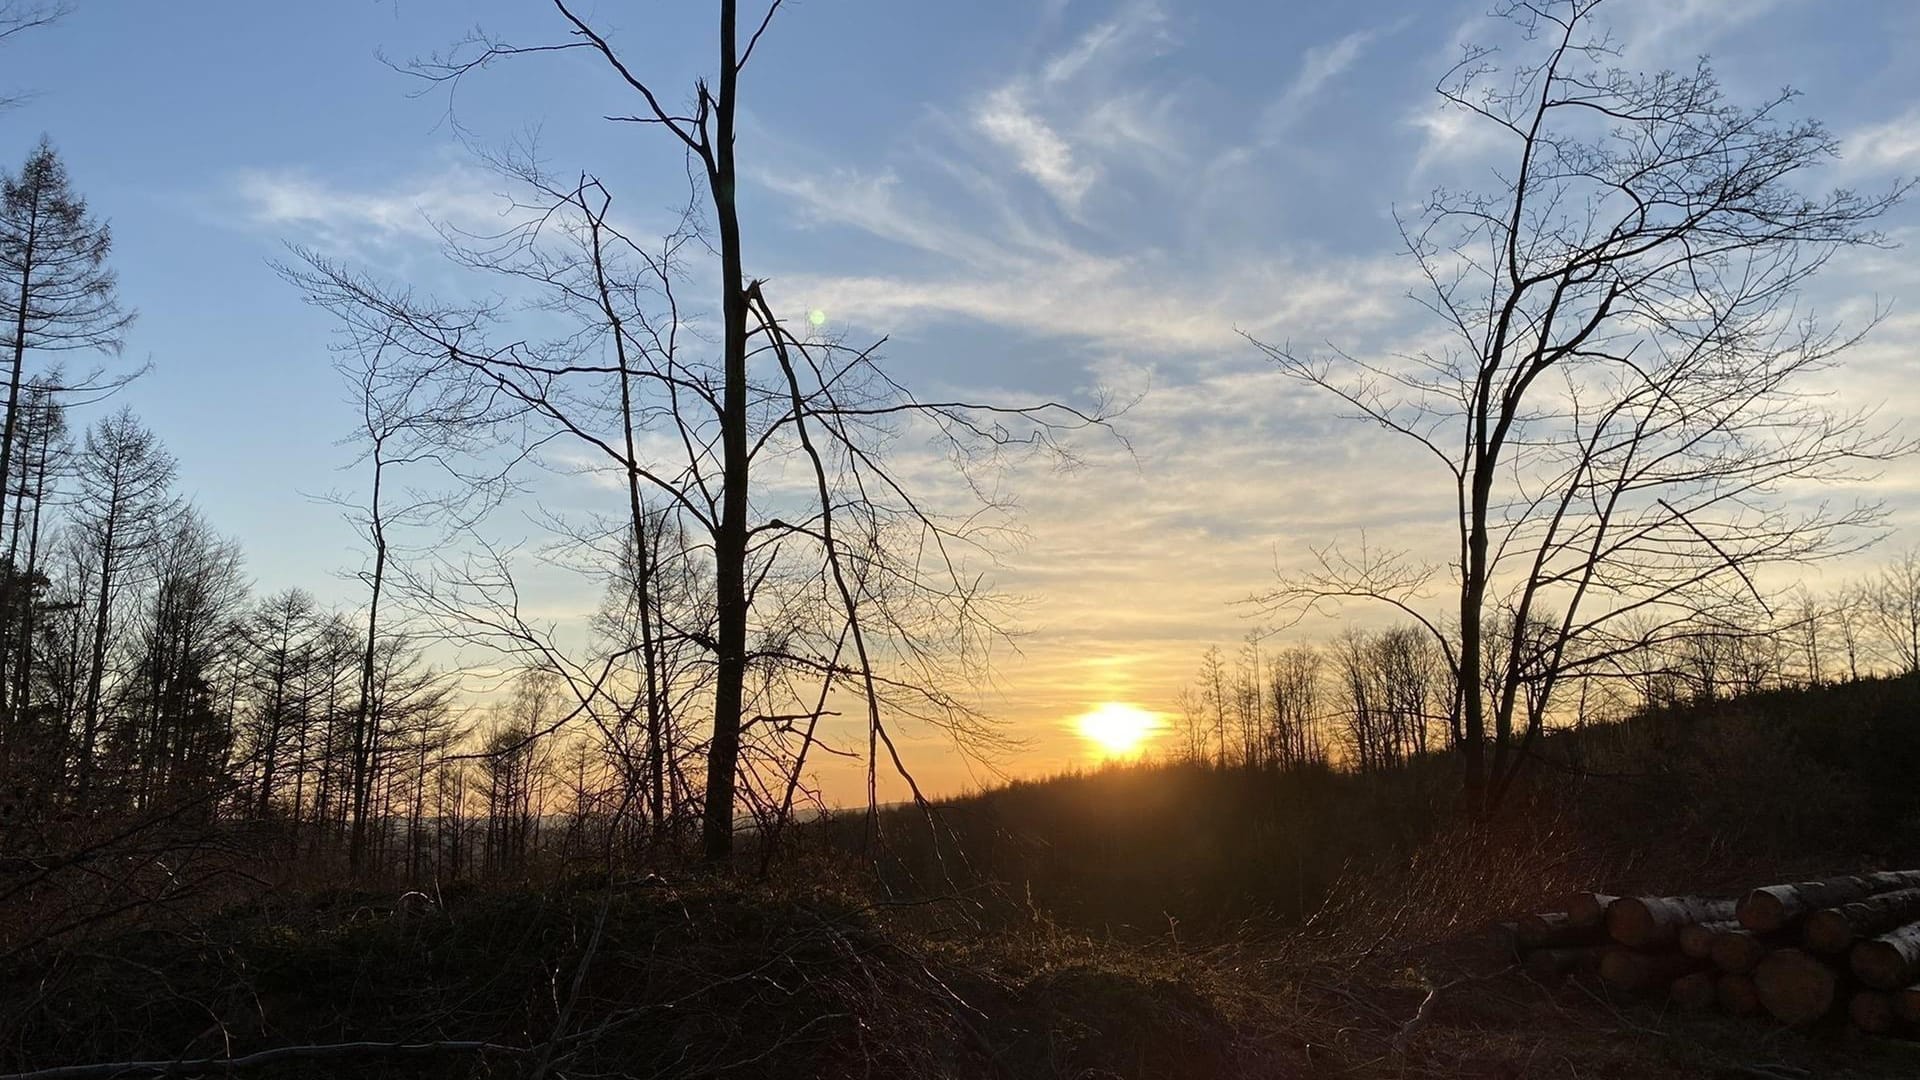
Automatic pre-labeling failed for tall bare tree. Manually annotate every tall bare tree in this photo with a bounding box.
[68,408,176,801]
[286,0,1116,864]
[0,142,129,554]
[1254,0,1909,809]
[1866,548,1920,676]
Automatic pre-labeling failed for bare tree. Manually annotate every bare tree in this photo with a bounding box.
[67,408,177,802]
[1832,581,1872,682]
[333,340,500,872]
[118,509,245,810]
[0,374,62,761]
[0,2,68,108]
[237,589,320,823]
[1782,585,1828,686]
[0,143,133,724]
[1254,0,1909,809]
[1265,643,1326,769]
[1866,548,1920,676]
[0,142,130,546]
[283,0,1117,864]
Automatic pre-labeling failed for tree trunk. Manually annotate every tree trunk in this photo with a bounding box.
[1460,503,1488,805]
[699,0,748,865]
[596,203,667,843]
[1738,872,1920,933]
[74,503,117,803]
[6,415,50,748]
[0,205,38,629]
[1850,919,1920,990]
[349,452,386,872]
[1804,888,1920,955]
[1607,895,1737,949]
[1754,948,1840,1025]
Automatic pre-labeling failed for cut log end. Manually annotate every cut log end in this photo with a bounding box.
[1851,939,1910,991]
[1565,892,1618,930]
[1607,899,1656,948]
[1717,973,1761,1016]
[1679,921,1730,959]
[1755,948,1839,1026]
[1739,889,1790,934]
[1670,970,1717,1011]
[1850,990,1895,1034]
[1601,948,1702,994]
[1710,929,1768,974]
[1895,985,1920,1026]
[1804,909,1853,955]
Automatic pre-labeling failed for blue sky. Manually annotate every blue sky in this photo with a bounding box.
[4,0,1918,791]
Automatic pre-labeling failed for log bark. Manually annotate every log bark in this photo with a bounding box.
[1804,888,1920,956]
[1607,895,1737,949]
[1525,945,1605,979]
[1738,872,1920,934]
[1850,918,1920,990]
[1679,919,1739,959]
[1599,947,1705,993]
[1489,921,1521,960]
[1709,928,1770,974]
[1850,990,1896,1034]
[1670,970,1717,1011]
[1517,911,1603,949]
[1717,972,1761,1017]
[1754,947,1841,1025]
[1565,892,1618,930]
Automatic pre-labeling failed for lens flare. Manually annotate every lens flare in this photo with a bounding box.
[807,307,828,327]
[1075,702,1161,758]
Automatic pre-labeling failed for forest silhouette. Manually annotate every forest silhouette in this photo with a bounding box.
[2,1,1920,1077]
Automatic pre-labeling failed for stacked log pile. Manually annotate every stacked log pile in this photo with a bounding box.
[1509,871,1920,1036]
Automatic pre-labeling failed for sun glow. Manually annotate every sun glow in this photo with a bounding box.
[1075,702,1161,758]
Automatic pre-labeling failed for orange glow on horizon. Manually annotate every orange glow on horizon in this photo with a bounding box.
[1075,702,1162,758]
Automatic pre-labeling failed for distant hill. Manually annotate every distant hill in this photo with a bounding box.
[813,673,1920,937]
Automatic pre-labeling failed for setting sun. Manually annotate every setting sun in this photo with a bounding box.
[1075,702,1162,758]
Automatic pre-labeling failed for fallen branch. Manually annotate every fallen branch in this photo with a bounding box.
[0,1041,528,1080]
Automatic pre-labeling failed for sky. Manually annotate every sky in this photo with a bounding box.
[3,0,1918,800]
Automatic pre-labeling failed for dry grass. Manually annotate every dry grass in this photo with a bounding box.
[6,676,1920,1077]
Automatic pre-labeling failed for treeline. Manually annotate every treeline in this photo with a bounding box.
[0,139,644,891]
[1177,553,1920,775]
[0,143,482,873]
[2,0,1106,904]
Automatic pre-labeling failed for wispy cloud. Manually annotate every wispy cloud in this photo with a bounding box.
[231,165,512,253]
[763,158,1407,353]
[1407,100,1510,175]
[973,86,1099,211]
[1405,0,1792,176]
[1604,0,1792,63]
[1842,106,1920,173]
[762,2,1415,353]
[1265,22,1398,130]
